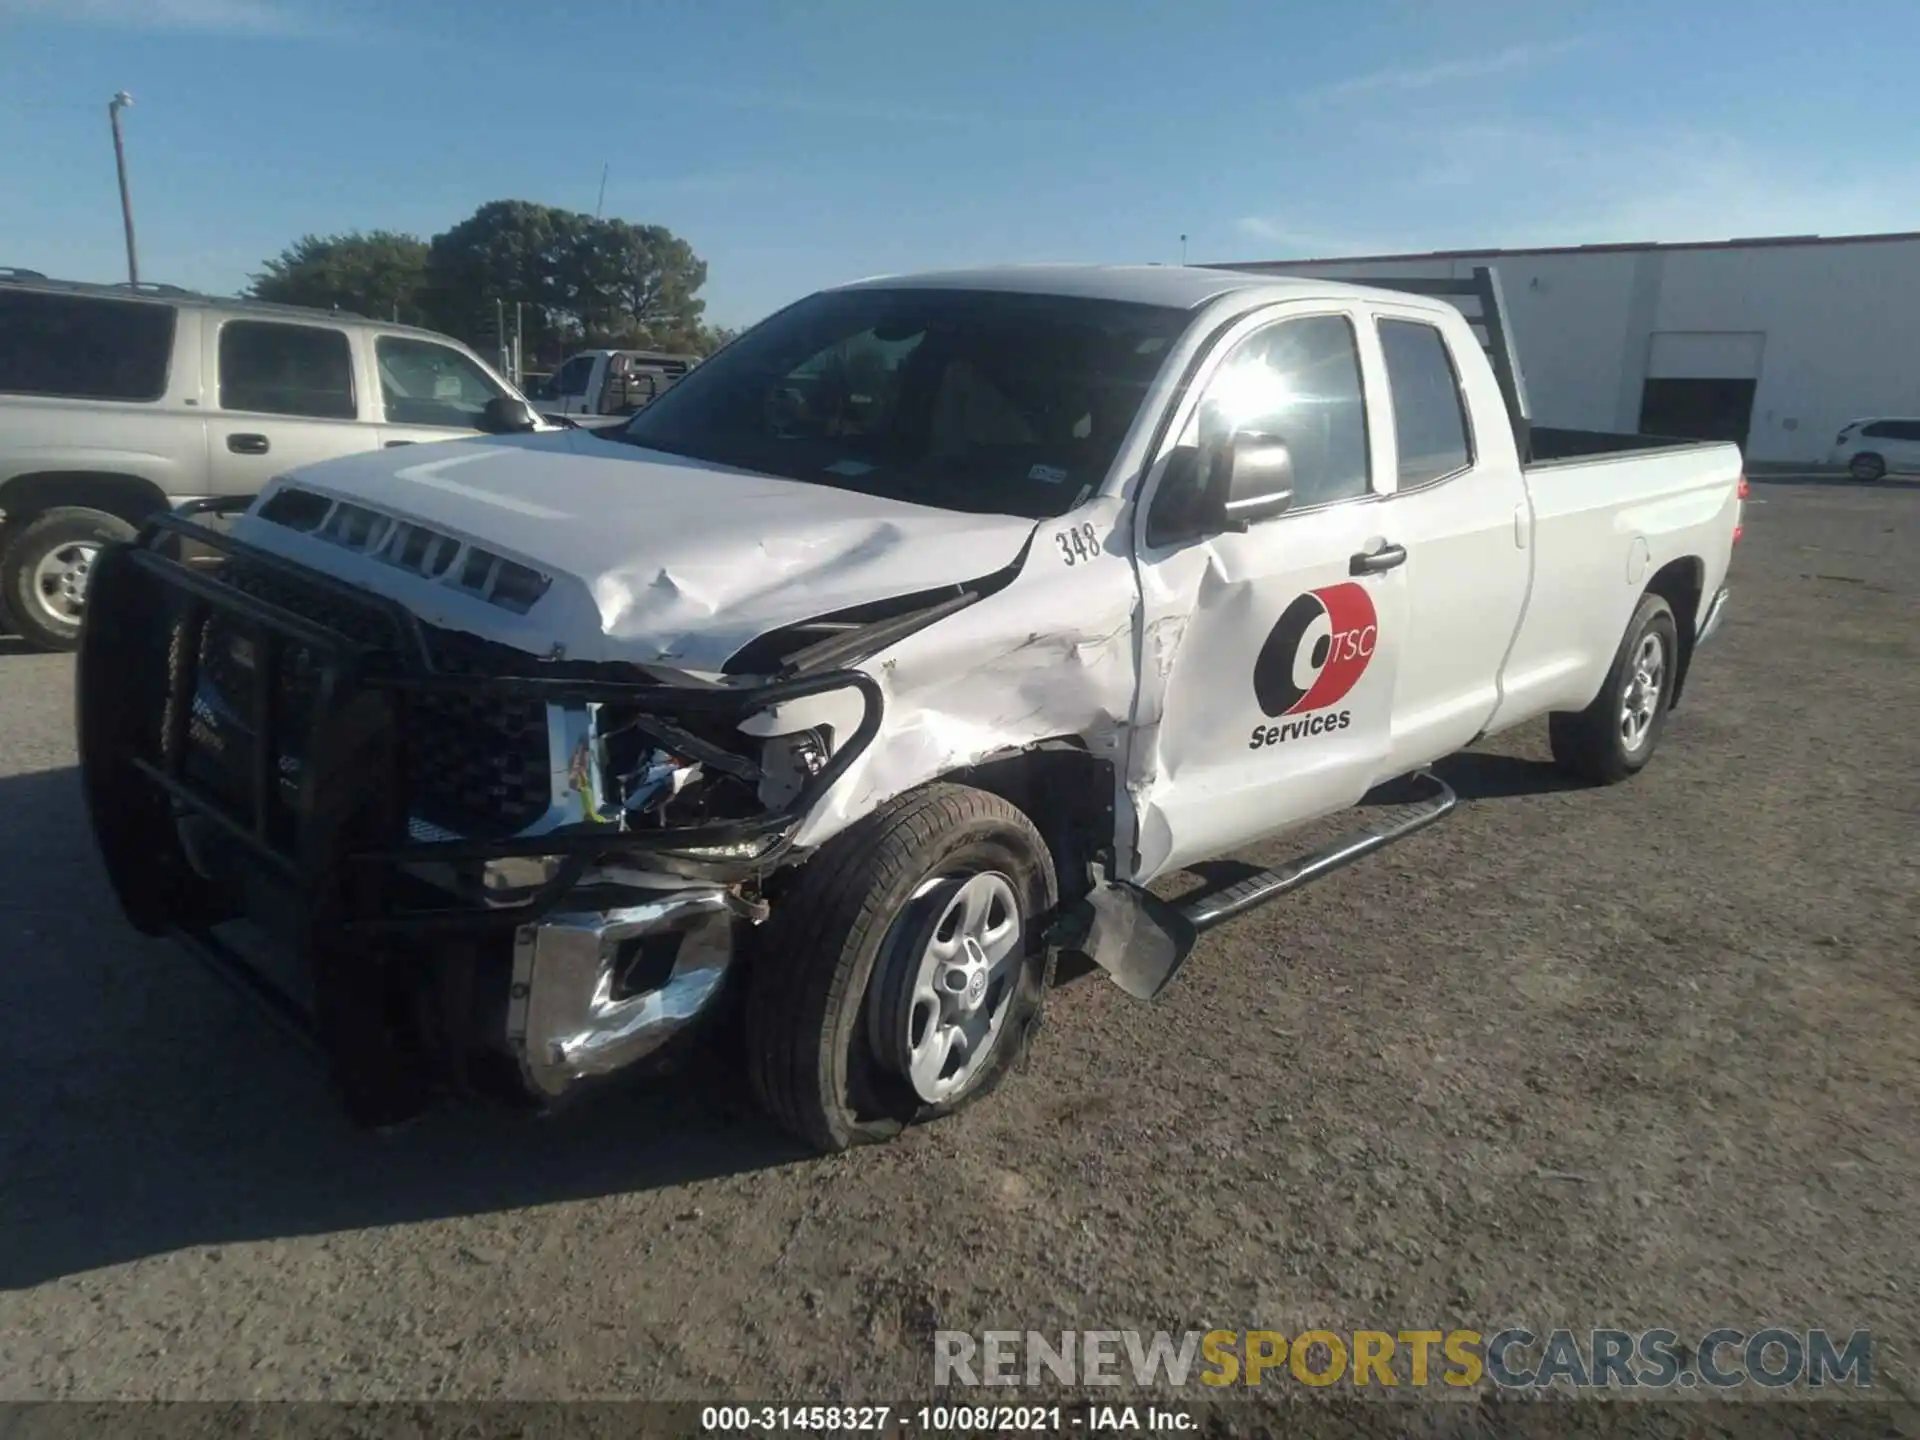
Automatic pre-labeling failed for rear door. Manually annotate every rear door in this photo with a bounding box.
[204,317,374,497]
[1885,420,1920,474]
[1363,303,1532,773]
[370,333,510,448]
[0,288,208,505]
[1126,301,1408,883]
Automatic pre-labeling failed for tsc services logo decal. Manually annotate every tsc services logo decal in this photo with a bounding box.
[1249,581,1378,749]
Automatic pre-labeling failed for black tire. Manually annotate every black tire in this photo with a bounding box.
[1849,452,1887,482]
[1549,592,1679,785]
[746,782,1057,1154]
[2,507,138,652]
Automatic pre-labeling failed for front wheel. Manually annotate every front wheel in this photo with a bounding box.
[745,783,1057,1153]
[2,507,138,652]
[1849,452,1887,482]
[1549,592,1679,785]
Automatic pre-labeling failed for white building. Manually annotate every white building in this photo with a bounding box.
[1218,230,1920,465]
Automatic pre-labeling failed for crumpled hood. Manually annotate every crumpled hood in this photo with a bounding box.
[231,429,1040,671]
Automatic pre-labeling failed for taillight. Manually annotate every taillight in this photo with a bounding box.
[1737,474,1750,500]
[1733,473,1747,544]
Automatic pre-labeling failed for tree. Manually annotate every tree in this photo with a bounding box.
[567,219,708,351]
[250,201,717,369]
[423,201,711,366]
[422,200,579,361]
[249,231,429,322]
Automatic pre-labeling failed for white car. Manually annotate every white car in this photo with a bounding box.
[77,263,1743,1153]
[1830,417,1920,481]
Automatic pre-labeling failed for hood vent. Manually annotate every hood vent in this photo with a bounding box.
[256,485,552,615]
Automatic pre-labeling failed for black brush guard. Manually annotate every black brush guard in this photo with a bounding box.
[75,504,883,1119]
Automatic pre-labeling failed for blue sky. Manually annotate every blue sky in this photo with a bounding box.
[0,0,1909,327]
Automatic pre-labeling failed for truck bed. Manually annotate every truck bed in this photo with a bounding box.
[1526,425,1727,467]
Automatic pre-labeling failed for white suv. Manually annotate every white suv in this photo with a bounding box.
[0,276,547,650]
[1830,417,1920,482]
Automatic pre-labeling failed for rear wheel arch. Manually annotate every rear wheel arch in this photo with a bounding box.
[0,470,173,529]
[1645,556,1705,708]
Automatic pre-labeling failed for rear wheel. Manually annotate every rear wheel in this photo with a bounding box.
[746,783,1056,1153]
[2,507,138,652]
[1849,452,1887,482]
[1549,592,1679,785]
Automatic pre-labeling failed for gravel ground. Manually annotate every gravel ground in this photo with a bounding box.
[0,476,1915,1424]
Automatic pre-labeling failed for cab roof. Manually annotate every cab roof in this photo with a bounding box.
[830,263,1396,312]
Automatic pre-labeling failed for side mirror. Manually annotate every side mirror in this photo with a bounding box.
[1144,431,1296,547]
[1217,432,1295,530]
[481,395,540,434]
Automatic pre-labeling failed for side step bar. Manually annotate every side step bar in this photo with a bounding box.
[1180,769,1457,932]
[1064,770,1457,1000]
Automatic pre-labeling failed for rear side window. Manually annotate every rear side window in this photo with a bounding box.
[1378,318,1472,487]
[1856,420,1920,440]
[0,290,175,401]
[218,320,355,420]
[552,354,595,395]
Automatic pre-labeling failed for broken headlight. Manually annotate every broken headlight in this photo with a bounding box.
[757,725,832,810]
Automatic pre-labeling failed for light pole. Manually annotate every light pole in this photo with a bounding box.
[108,91,139,287]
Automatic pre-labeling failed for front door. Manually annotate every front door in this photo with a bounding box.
[371,333,507,448]
[204,317,375,498]
[1126,304,1407,884]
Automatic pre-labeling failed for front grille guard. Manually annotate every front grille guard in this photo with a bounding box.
[87,501,885,935]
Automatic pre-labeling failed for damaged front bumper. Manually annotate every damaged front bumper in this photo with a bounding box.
[508,884,762,1100]
[75,504,883,1121]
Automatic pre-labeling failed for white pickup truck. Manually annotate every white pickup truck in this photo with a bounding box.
[76,264,1742,1152]
[523,348,697,424]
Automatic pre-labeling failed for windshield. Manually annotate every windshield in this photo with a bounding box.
[609,287,1190,518]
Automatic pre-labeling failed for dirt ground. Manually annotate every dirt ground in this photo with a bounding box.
[1,475,1915,1427]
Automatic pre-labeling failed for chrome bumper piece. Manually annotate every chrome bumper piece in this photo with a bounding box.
[506,885,752,1101]
[1697,585,1731,646]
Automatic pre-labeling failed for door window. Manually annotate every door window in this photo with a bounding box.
[1189,313,1372,510]
[1378,319,1473,487]
[552,354,596,397]
[376,335,507,429]
[219,320,355,420]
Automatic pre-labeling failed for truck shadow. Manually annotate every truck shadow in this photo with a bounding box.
[1426,749,1584,802]
[0,766,815,1292]
[0,746,1588,1288]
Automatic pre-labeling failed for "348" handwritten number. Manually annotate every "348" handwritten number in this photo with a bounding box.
[1055,522,1099,566]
